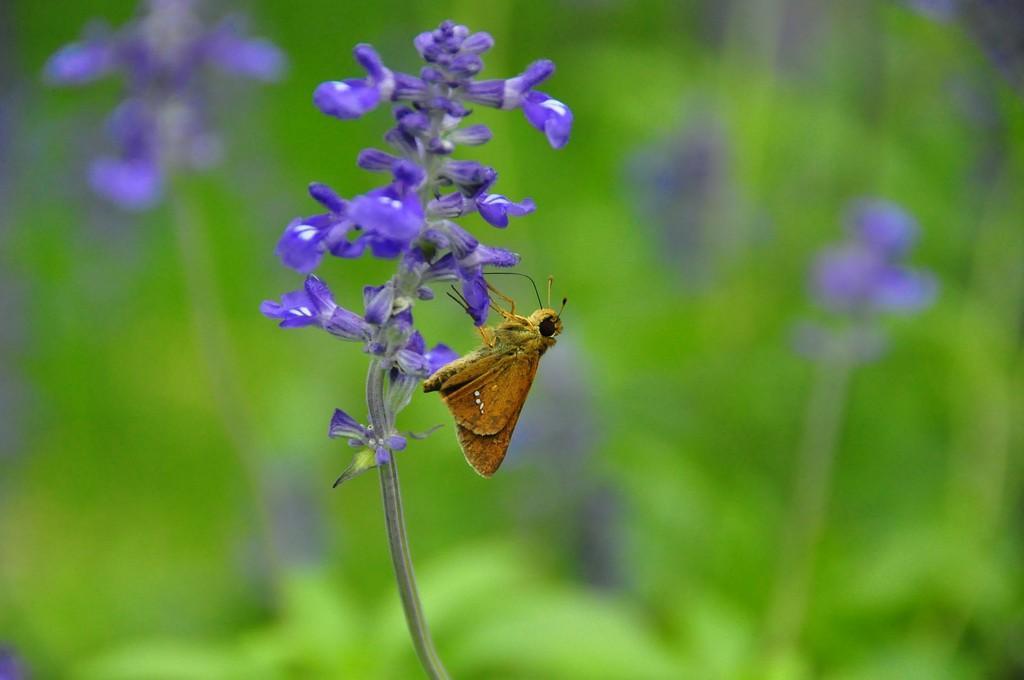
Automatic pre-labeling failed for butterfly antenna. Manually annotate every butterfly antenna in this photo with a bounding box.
[447,286,469,312]
[484,271,543,310]
[558,297,567,317]
[547,275,554,308]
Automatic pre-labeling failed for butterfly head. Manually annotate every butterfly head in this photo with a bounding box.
[529,297,567,338]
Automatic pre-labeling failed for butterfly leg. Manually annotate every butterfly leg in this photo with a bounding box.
[476,325,496,348]
[486,282,518,317]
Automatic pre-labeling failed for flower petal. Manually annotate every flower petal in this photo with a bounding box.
[329,408,368,439]
[45,38,115,84]
[88,156,162,211]
[476,194,536,227]
[275,216,329,273]
[522,91,573,148]
[313,79,380,119]
[425,343,459,374]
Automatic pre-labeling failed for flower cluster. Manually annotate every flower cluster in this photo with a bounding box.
[44,0,285,210]
[796,199,937,361]
[261,20,571,481]
[628,112,731,289]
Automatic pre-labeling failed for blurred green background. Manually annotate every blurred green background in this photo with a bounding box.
[3,0,1024,678]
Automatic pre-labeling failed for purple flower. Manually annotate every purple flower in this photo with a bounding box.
[275,183,354,273]
[328,407,407,474]
[812,246,936,313]
[476,193,536,227]
[204,17,286,81]
[260,275,371,340]
[314,44,427,120]
[45,2,285,209]
[810,199,937,315]
[347,186,424,256]
[521,91,574,149]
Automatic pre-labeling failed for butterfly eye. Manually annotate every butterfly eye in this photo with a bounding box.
[539,316,557,337]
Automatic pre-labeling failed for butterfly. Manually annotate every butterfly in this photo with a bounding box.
[423,280,566,477]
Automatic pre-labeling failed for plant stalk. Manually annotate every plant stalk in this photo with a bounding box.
[171,186,283,604]
[765,349,853,654]
[366,361,448,679]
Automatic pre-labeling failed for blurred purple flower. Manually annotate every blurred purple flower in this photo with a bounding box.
[628,112,733,288]
[44,0,286,210]
[812,200,937,314]
[0,647,24,680]
[798,199,937,362]
[961,0,1024,96]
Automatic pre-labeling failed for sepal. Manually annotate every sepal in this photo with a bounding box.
[332,448,377,488]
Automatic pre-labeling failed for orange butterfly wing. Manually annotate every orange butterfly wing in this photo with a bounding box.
[438,351,540,477]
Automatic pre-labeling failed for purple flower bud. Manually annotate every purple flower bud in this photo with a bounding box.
[325,305,374,340]
[440,160,497,196]
[392,72,429,100]
[384,127,419,156]
[387,434,408,451]
[392,160,426,192]
[308,182,347,213]
[375,446,391,465]
[414,31,439,61]
[396,107,430,133]
[357,148,399,172]
[420,66,445,82]
[522,91,573,148]
[461,32,495,55]
[427,192,472,219]
[363,283,395,324]
[448,124,493,146]
[449,53,483,77]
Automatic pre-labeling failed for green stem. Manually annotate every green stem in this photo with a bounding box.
[765,350,853,654]
[366,361,448,679]
[170,185,283,604]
